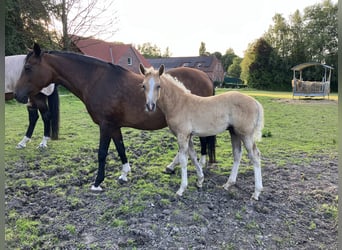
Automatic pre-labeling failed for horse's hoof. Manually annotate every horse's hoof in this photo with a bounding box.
[16,144,25,149]
[251,192,260,201]
[164,168,176,175]
[118,177,128,185]
[90,185,103,192]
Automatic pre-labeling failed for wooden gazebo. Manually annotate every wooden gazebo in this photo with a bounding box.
[291,62,333,98]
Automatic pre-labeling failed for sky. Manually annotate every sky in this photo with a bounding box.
[105,0,334,57]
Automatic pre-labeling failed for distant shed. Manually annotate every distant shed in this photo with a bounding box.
[291,62,333,98]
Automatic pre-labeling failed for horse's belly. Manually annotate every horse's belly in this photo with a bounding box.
[192,123,227,137]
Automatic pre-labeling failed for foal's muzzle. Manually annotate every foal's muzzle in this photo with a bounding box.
[146,102,156,112]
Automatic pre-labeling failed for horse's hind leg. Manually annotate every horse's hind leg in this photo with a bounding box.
[223,132,242,190]
[243,136,263,200]
[165,152,179,174]
[16,105,39,148]
[112,129,131,183]
[188,136,204,188]
[38,99,51,148]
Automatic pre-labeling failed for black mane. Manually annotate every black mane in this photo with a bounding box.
[26,49,128,72]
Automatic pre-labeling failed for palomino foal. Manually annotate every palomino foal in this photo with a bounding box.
[140,64,264,200]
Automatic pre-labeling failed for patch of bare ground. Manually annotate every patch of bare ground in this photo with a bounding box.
[5,153,337,249]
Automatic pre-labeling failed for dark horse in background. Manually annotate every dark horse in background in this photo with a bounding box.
[14,43,216,191]
[5,54,59,148]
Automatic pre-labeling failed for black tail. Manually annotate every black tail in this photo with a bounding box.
[48,85,60,140]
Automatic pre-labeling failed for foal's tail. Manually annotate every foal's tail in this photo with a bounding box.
[48,85,60,140]
[254,100,264,142]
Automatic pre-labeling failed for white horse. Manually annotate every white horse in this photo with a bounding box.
[140,64,264,200]
[5,55,59,148]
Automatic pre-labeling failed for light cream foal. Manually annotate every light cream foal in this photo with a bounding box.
[140,64,264,200]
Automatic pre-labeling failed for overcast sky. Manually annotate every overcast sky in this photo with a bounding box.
[108,0,334,57]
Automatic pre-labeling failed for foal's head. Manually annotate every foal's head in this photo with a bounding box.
[139,64,165,112]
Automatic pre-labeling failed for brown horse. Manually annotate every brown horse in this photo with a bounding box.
[14,43,216,191]
[140,64,264,200]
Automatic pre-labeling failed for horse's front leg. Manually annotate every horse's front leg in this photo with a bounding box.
[112,128,131,183]
[38,105,51,148]
[91,127,111,191]
[189,136,204,188]
[16,105,39,149]
[176,134,190,196]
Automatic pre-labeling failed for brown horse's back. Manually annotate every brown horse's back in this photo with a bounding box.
[167,67,214,97]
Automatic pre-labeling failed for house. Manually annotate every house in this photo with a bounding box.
[148,56,224,83]
[70,36,151,74]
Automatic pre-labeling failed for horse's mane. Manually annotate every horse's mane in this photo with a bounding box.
[26,50,129,72]
[162,73,191,94]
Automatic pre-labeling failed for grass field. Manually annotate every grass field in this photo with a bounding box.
[4,89,338,248]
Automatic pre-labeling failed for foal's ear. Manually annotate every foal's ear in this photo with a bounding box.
[33,43,42,57]
[159,64,165,76]
[139,63,146,75]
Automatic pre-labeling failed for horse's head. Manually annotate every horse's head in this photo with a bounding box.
[15,43,54,103]
[139,63,165,112]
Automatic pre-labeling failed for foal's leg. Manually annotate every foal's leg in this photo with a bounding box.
[223,132,242,190]
[176,134,190,196]
[165,152,179,174]
[242,136,263,200]
[188,137,204,188]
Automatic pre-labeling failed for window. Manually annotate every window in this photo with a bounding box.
[127,57,132,65]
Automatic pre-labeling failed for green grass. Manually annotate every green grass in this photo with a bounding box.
[4,90,338,247]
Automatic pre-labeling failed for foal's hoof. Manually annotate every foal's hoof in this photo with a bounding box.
[90,185,103,192]
[164,167,176,175]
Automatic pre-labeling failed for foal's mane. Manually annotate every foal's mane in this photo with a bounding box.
[162,73,191,94]
[144,67,191,94]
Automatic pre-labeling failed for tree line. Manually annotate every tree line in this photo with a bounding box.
[5,0,337,91]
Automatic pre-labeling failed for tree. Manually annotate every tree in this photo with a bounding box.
[50,0,119,50]
[137,42,161,58]
[5,0,59,55]
[199,42,208,56]
[227,57,242,78]
[221,48,237,72]
[162,47,172,58]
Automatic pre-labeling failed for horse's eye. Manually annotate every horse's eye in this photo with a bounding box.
[24,64,32,72]
[141,84,145,90]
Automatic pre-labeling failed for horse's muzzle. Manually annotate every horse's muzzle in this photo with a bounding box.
[146,102,156,112]
[14,93,29,104]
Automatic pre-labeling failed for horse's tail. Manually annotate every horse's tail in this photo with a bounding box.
[254,100,264,142]
[48,85,60,140]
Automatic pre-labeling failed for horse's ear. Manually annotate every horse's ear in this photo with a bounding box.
[159,64,165,76]
[139,63,146,75]
[33,43,41,57]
